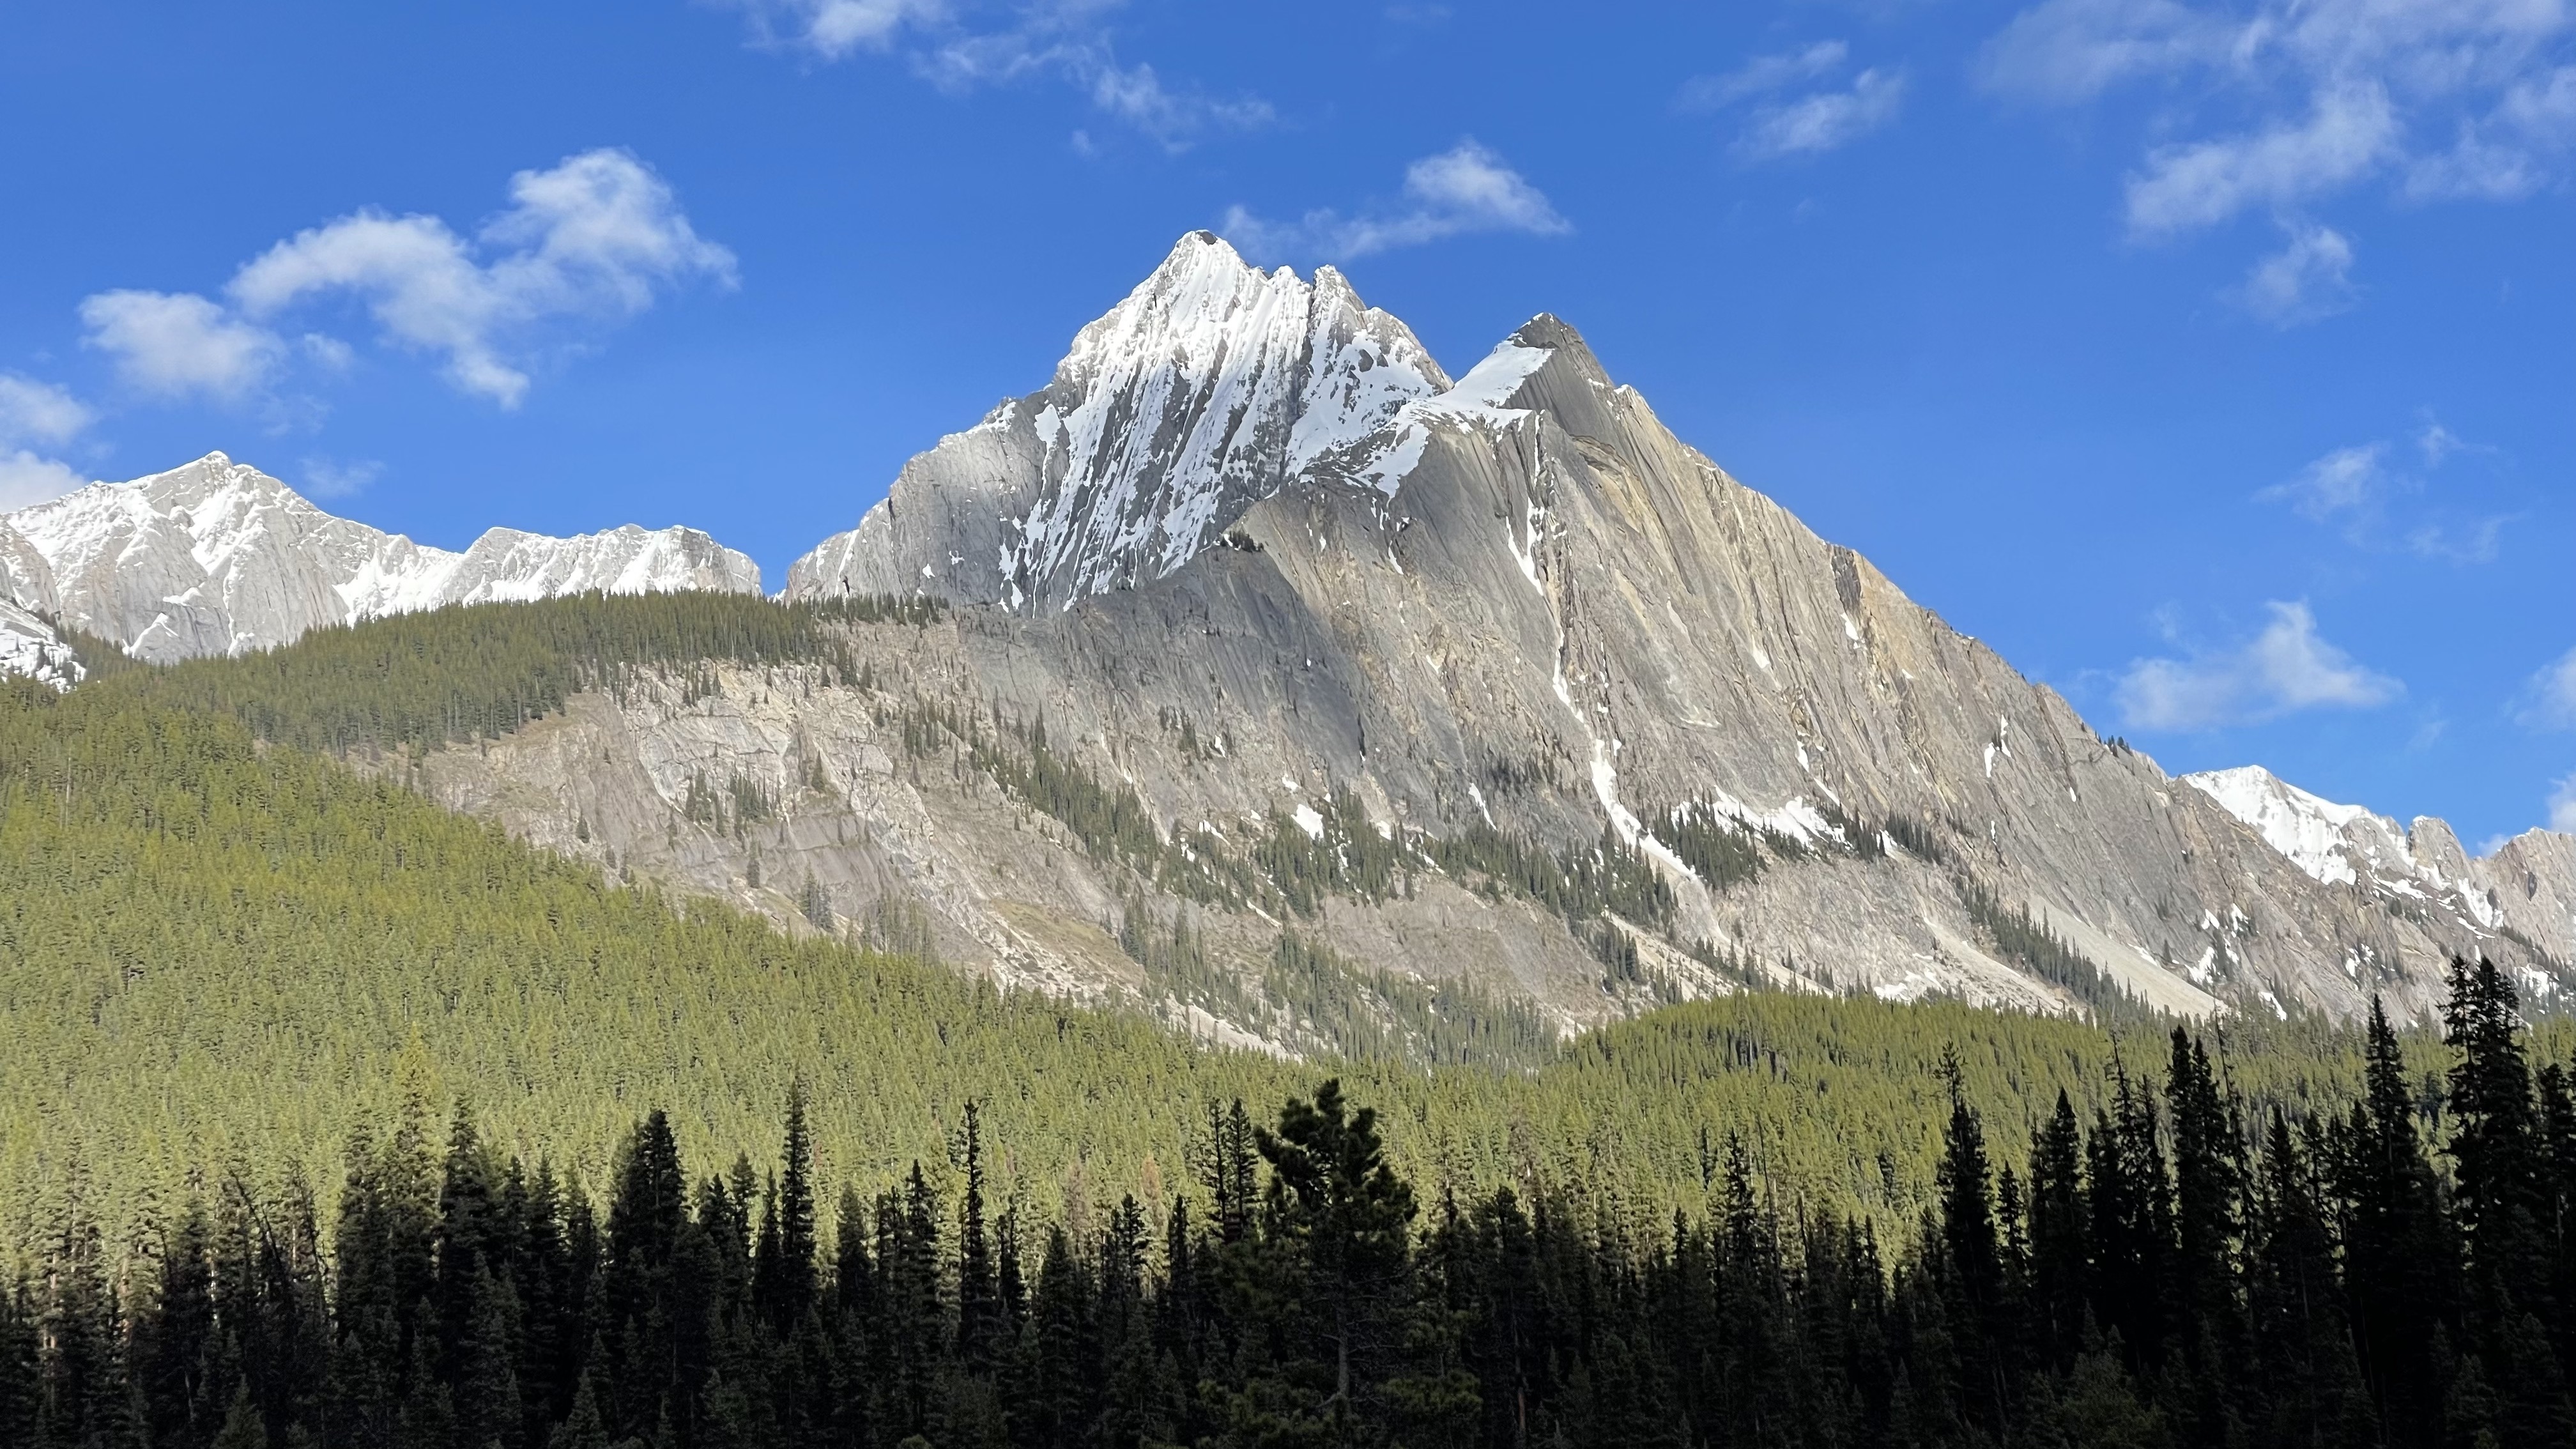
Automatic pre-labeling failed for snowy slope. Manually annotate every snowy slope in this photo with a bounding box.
[786,232,1447,610]
[2,452,761,666]
[2183,765,2573,962]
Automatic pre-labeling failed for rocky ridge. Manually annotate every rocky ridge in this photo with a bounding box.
[0,452,762,671]
[17,234,2571,1043]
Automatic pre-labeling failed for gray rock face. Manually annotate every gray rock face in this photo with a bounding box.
[786,232,1446,611]
[3,452,763,664]
[452,239,2568,1032]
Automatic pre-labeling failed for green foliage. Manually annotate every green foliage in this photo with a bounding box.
[80,589,935,755]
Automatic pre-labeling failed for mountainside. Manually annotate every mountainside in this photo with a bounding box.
[403,233,2564,1033]
[0,451,761,668]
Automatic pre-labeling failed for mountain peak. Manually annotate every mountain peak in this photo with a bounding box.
[1,452,760,664]
[789,237,1446,610]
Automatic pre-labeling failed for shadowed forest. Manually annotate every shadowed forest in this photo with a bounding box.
[10,958,2576,1449]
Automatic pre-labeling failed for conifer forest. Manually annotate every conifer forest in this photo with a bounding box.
[10,960,2576,1449]
[8,599,2576,1448]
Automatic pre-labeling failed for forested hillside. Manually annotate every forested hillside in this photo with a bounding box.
[0,612,2462,1261]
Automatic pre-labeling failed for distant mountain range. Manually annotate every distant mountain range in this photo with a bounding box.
[9,233,2568,1032]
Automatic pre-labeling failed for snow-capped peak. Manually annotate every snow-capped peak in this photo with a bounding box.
[1,452,762,670]
[2182,765,2386,887]
[785,231,1448,611]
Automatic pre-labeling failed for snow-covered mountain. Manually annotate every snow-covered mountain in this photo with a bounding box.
[2185,765,2576,968]
[0,452,761,667]
[786,232,1447,610]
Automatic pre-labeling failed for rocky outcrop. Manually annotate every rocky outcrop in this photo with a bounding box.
[3,452,762,663]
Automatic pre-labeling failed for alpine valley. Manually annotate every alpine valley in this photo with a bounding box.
[11,233,2571,1048]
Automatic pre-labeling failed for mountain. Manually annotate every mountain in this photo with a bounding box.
[786,232,1447,611]
[18,236,2566,1038]
[2184,765,2576,981]
[0,451,762,668]
[386,232,2559,1034]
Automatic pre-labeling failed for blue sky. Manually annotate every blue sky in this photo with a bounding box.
[1,0,2570,846]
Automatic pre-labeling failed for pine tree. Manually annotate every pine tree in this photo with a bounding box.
[955,1101,1001,1368]
[2337,996,2453,1443]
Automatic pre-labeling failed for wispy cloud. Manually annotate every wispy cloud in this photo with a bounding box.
[2115,600,2402,730]
[2552,773,2576,833]
[721,0,1269,149]
[2232,220,2357,325]
[2259,419,2512,561]
[1981,0,2576,303]
[1679,42,1849,111]
[1680,42,1907,162]
[1220,141,1569,263]
[80,150,733,411]
[2123,84,2399,238]
[2517,646,2576,731]
[298,456,383,500]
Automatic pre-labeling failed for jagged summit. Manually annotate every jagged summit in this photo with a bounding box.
[786,232,1448,610]
[1,452,762,663]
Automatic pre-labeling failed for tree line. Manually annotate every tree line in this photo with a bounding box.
[10,955,2576,1449]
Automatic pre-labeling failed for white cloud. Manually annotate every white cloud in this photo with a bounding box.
[1220,141,1569,262]
[0,451,88,510]
[79,289,286,401]
[1678,42,1850,111]
[2552,774,2576,833]
[2518,647,2576,730]
[2124,84,2399,235]
[81,151,733,412]
[726,0,1267,148]
[224,149,735,407]
[1734,69,1910,162]
[726,0,945,57]
[1678,42,1906,162]
[1987,0,2575,286]
[298,456,383,500]
[2261,421,2511,560]
[2115,600,2403,730]
[0,374,93,447]
[2260,440,2387,520]
[1977,0,2233,104]
[2234,220,2357,324]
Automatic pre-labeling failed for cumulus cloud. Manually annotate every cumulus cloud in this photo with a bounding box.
[1220,141,1569,263]
[1678,42,1906,162]
[2115,601,2403,731]
[724,0,1268,148]
[79,290,286,401]
[2518,647,2576,730]
[2233,221,2357,324]
[0,374,93,447]
[80,150,732,411]
[0,452,88,511]
[0,373,96,510]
